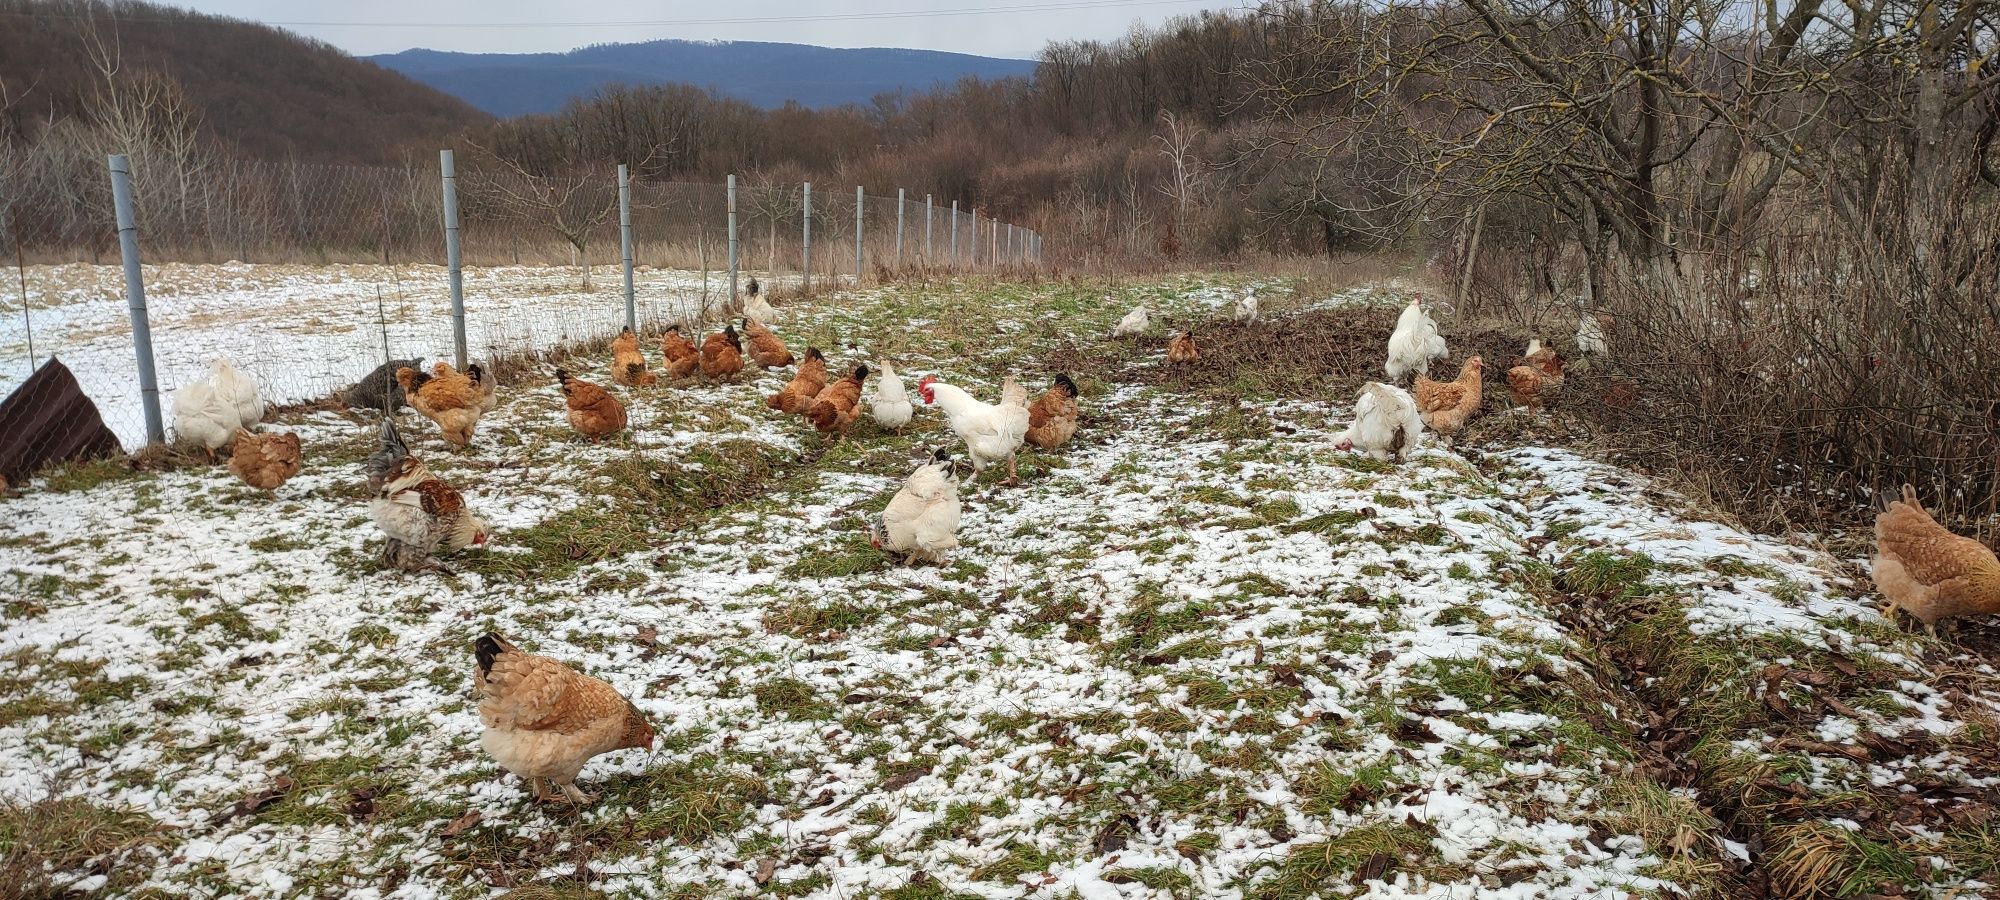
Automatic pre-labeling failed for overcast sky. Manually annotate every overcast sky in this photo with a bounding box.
[165,0,1244,59]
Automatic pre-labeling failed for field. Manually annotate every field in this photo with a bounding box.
[0,262,790,448]
[2,275,1998,899]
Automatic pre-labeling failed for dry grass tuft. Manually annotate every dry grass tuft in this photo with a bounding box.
[0,792,161,898]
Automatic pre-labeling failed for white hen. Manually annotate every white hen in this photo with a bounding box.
[172,375,239,460]
[870,448,962,565]
[1335,382,1426,462]
[1385,296,1449,382]
[1234,289,1259,323]
[916,375,1030,483]
[1575,304,1608,356]
[1111,301,1150,337]
[742,276,778,321]
[212,359,263,427]
[172,358,260,459]
[870,359,915,432]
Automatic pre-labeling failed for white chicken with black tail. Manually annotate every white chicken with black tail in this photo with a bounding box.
[869,448,962,565]
[743,277,778,322]
[1335,382,1426,462]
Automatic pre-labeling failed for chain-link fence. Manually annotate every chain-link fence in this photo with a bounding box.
[0,149,1043,472]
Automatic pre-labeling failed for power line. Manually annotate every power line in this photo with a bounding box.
[0,0,1227,30]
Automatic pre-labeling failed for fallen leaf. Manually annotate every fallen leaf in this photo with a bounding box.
[1093,813,1137,855]
[1354,852,1393,884]
[347,787,378,822]
[753,858,778,885]
[882,765,931,792]
[441,810,483,837]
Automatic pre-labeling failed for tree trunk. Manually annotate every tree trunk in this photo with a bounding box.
[1455,201,1487,311]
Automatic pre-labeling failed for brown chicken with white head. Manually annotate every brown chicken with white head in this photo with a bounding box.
[473,633,655,805]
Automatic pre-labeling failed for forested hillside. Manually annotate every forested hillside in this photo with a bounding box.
[0,0,490,164]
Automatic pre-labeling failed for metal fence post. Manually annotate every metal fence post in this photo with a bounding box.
[618,163,635,331]
[895,188,905,268]
[727,174,739,306]
[854,185,865,284]
[107,154,165,445]
[950,201,959,268]
[440,149,467,371]
[802,181,812,292]
[925,195,934,263]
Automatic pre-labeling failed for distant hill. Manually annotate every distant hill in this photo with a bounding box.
[0,0,491,164]
[369,40,1038,116]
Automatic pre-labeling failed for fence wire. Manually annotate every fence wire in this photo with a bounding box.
[0,152,1042,471]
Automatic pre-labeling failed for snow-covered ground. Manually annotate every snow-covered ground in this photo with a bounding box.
[1,277,1995,898]
[0,262,792,449]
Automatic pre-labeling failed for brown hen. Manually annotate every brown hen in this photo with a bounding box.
[806,364,870,437]
[700,325,745,380]
[555,368,626,441]
[397,362,482,447]
[1506,341,1565,413]
[610,327,658,387]
[661,326,700,380]
[767,347,828,414]
[227,428,302,493]
[1413,357,1484,436]
[741,318,795,369]
[1024,373,1080,450]
[1873,485,2000,634]
[474,633,655,805]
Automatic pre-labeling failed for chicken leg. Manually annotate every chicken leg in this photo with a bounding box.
[559,782,597,805]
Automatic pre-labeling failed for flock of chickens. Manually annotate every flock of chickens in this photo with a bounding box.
[147,284,1996,806]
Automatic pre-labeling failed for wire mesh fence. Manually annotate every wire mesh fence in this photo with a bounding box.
[0,149,1042,473]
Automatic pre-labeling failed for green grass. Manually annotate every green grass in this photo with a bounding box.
[1243,823,1438,899]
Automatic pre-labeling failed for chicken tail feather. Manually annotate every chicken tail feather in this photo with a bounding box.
[474,632,514,677]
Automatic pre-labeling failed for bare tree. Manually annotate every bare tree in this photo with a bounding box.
[470,145,663,288]
[1154,110,1205,222]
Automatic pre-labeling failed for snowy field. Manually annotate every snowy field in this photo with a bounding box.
[2,277,1996,898]
[0,262,793,448]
